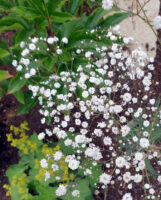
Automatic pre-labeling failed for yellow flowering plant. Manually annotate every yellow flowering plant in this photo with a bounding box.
[4,122,76,200]
[5,122,103,200]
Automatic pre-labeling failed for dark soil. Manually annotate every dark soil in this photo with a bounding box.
[0,4,161,200]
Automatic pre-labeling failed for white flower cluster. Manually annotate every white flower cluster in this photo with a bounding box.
[14,26,161,199]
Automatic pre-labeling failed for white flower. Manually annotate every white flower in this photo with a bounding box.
[123,172,131,183]
[47,37,54,44]
[56,185,67,196]
[30,68,36,76]
[17,65,23,71]
[40,159,48,168]
[102,0,113,11]
[133,174,142,183]
[123,93,132,102]
[25,73,31,79]
[113,105,123,114]
[68,159,80,170]
[44,171,50,181]
[54,151,63,161]
[20,41,25,48]
[138,160,145,170]
[72,190,80,197]
[135,152,143,161]
[115,157,126,168]
[56,49,62,55]
[64,139,72,146]
[51,164,59,171]
[85,51,92,58]
[143,120,150,127]
[121,125,130,137]
[99,173,112,185]
[29,43,36,50]
[21,48,29,56]
[38,132,45,140]
[75,135,86,144]
[140,138,150,148]
[62,37,68,44]
[82,91,89,98]
[153,16,161,30]
[122,193,133,200]
[12,60,17,67]
[103,136,112,145]
[157,175,161,183]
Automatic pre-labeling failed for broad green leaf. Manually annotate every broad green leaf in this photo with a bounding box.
[13,89,25,104]
[0,70,13,81]
[0,0,12,10]
[17,91,38,115]
[87,0,102,8]
[0,48,10,58]
[13,28,34,45]
[85,8,107,29]
[48,0,68,14]
[0,14,31,30]
[67,179,93,200]
[58,15,87,37]
[8,75,26,94]
[0,23,23,34]
[0,39,9,51]
[98,12,131,28]
[145,158,157,178]
[27,0,45,14]
[11,6,41,20]
[60,50,72,62]
[67,0,81,15]
[51,11,74,23]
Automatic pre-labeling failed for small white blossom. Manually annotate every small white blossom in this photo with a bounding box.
[153,16,161,30]
[99,173,112,185]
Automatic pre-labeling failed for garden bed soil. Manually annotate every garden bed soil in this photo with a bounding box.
[0,4,161,200]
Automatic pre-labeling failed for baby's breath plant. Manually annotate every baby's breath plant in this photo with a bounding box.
[1,1,161,200]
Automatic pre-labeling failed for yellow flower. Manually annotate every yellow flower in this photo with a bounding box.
[35,159,40,169]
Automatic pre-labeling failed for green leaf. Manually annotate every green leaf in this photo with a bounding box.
[0,88,3,99]
[0,38,9,50]
[0,0,12,10]
[98,12,131,28]
[13,28,34,45]
[58,15,87,37]
[145,158,157,178]
[13,89,25,104]
[0,70,12,81]
[60,50,72,62]
[67,179,93,200]
[85,8,107,29]
[67,0,81,15]
[0,14,31,31]
[149,127,161,144]
[48,0,68,14]
[11,6,41,20]
[17,91,38,115]
[0,48,10,58]
[8,75,26,94]
[51,11,74,23]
